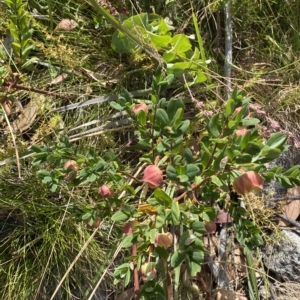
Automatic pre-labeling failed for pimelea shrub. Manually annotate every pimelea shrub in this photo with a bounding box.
[31,66,300,299]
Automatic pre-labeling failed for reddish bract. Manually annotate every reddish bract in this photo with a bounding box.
[233,171,264,196]
[133,103,148,115]
[236,127,248,136]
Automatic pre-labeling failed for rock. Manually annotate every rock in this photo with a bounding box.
[263,142,300,204]
[263,229,300,281]
[216,289,247,300]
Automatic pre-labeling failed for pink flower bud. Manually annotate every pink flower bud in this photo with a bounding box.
[63,160,78,180]
[133,103,148,115]
[142,165,163,188]
[233,171,264,196]
[98,185,114,198]
[236,127,248,136]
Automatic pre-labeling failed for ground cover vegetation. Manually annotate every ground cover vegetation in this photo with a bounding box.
[1,0,300,299]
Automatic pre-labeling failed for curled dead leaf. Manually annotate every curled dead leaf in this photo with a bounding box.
[54,19,78,31]
[216,289,247,300]
[137,204,157,214]
[154,232,173,248]
[47,73,68,86]
[215,210,232,224]
[205,220,217,234]
[2,100,12,115]
[140,262,157,281]
[123,220,138,235]
[279,185,300,226]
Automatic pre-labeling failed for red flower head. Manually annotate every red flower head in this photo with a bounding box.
[133,103,148,115]
[142,165,163,188]
[63,160,78,180]
[236,126,248,136]
[98,185,114,198]
[233,171,264,196]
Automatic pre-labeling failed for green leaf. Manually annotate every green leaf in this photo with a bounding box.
[228,120,238,129]
[193,69,207,84]
[91,160,107,172]
[149,32,172,49]
[42,176,53,184]
[167,99,184,121]
[186,164,200,180]
[192,221,206,235]
[207,114,220,137]
[124,269,131,287]
[176,120,190,136]
[187,260,201,276]
[37,170,51,177]
[172,108,184,129]
[170,34,192,53]
[154,246,169,259]
[225,99,236,116]
[167,62,197,78]
[163,51,176,62]
[122,234,134,248]
[170,251,186,268]
[127,140,152,150]
[277,176,294,188]
[244,142,262,156]
[261,147,281,159]
[171,201,180,225]
[111,211,129,221]
[245,247,259,300]
[136,110,147,126]
[166,165,177,180]
[155,215,165,229]
[50,183,58,192]
[240,118,260,127]
[234,104,249,123]
[81,212,92,220]
[241,96,251,105]
[123,185,136,195]
[212,146,227,170]
[31,144,43,153]
[240,131,252,150]
[283,165,300,176]
[111,30,136,54]
[156,108,169,127]
[110,101,124,110]
[34,152,48,159]
[235,153,253,164]
[154,188,173,206]
[177,174,189,182]
[266,132,288,149]
[189,250,204,264]
[184,148,194,163]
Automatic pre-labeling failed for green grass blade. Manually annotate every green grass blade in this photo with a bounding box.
[191,11,206,62]
[245,246,259,300]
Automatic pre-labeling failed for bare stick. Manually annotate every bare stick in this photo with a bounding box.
[275,213,300,229]
[1,103,21,178]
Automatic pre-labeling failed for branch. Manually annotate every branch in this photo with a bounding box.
[3,80,74,100]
